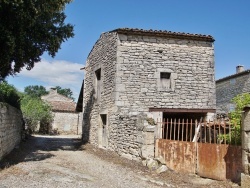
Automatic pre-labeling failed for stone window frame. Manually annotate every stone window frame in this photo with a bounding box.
[155,68,177,92]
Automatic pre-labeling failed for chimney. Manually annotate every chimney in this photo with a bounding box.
[236,65,244,74]
[50,87,57,94]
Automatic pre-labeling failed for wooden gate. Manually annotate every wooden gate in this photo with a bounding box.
[155,119,243,182]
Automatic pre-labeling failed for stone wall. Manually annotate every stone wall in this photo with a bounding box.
[241,106,250,187]
[82,32,117,144]
[0,103,22,160]
[115,34,215,159]
[52,112,82,135]
[116,34,215,111]
[83,31,215,160]
[216,72,250,113]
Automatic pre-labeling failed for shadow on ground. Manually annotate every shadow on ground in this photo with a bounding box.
[0,135,83,170]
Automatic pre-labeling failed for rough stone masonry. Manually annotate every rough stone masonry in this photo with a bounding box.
[241,106,250,188]
[0,103,22,160]
[82,28,216,160]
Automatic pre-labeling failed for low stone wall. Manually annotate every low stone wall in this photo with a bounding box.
[242,106,250,187]
[0,102,23,161]
[51,112,82,135]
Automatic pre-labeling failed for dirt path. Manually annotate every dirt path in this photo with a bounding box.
[0,135,238,188]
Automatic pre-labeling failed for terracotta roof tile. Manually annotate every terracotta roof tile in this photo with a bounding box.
[48,101,76,112]
[111,28,215,42]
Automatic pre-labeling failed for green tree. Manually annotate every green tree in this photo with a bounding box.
[230,93,250,125]
[0,81,20,109]
[0,0,74,78]
[24,85,48,98]
[20,94,53,133]
[55,86,74,100]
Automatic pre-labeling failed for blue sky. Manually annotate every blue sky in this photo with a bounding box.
[7,0,250,100]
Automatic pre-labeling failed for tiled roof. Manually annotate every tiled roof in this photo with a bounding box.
[41,89,76,112]
[112,28,215,42]
[216,69,250,83]
[48,101,76,112]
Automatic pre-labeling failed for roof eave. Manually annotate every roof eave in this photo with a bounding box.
[111,28,215,42]
[216,70,250,83]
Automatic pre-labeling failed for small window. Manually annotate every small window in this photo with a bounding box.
[95,69,101,102]
[100,114,107,125]
[229,104,235,112]
[160,72,171,89]
[100,114,108,147]
[230,78,236,85]
[95,69,101,81]
[161,72,171,79]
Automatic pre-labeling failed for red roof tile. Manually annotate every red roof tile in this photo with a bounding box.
[48,101,76,112]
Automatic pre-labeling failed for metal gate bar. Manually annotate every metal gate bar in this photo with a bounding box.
[155,118,243,182]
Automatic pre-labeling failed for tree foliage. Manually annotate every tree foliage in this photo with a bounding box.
[0,81,20,109]
[0,0,74,78]
[21,84,74,132]
[0,82,54,133]
[20,94,53,132]
[55,86,74,100]
[230,93,250,125]
[24,85,48,98]
[218,93,250,145]
[24,85,74,99]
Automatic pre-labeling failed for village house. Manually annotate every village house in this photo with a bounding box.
[78,28,216,160]
[216,65,250,113]
[42,88,82,135]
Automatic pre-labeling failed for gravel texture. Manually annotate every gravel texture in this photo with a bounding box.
[0,135,239,188]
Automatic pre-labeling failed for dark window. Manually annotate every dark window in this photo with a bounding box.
[95,69,101,81]
[100,114,107,125]
[100,114,107,147]
[95,69,101,102]
[160,72,171,89]
[161,72,171,79]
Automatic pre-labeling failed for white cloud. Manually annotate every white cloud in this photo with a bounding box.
[19,59,84,100]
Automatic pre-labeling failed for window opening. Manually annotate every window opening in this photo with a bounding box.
[160,72,171,89]
[95,69,101,81]
[230,78,236,85]
[95,69,101,102]
[100,114,107,147]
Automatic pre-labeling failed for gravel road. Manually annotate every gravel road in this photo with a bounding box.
[0,135,238,188]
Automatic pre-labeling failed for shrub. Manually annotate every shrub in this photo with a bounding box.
[20,94,53,133]
[218,93,250,145]
[0,81,20,109]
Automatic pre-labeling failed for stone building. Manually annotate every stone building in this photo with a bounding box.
[42,88,82,135]
[78,28,216,160]
[216,66,250,113]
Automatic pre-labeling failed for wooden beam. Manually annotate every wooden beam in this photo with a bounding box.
[148,108,216,113]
